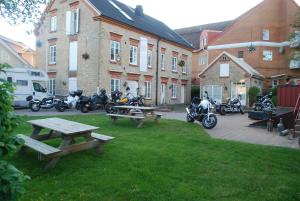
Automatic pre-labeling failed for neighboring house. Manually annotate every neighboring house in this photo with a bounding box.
[35,0,193,105]
[0,35,36,67]
[177,0,300,105]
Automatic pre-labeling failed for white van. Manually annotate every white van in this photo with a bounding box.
[0,67,49,107]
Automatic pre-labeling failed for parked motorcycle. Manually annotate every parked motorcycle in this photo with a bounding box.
[55,90,83,112]
[27,96,59,112]
[216,95,244,115]
[252,92,275,112]
[78,89,109,113]
[105,87,145,113]
[186,91,218,129]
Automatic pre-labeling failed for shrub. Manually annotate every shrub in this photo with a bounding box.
[0,64,29,201]
[191,86,200,99]
[248,86,261,106]
[269,87,278,106]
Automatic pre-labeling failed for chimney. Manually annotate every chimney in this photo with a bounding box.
[135,5,144,17]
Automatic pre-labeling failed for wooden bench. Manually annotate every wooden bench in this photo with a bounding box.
[91,133,115,142]
[106,114,145,128]
[17,134,61,160]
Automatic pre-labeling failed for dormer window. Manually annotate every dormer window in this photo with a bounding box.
[262,29,270,41]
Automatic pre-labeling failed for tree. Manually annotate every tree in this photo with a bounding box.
[0,64,29,201]
[0,0,46,24]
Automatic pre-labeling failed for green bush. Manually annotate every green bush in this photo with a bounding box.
[191,86,200,99]
[269,87,277,106]
[248,86,261,106]
[0,64,29,201]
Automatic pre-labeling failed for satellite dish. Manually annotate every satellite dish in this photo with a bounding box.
[279,47,285,54]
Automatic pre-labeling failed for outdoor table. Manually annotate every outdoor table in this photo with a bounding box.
[107,106,162,128]
[19,117,113,169]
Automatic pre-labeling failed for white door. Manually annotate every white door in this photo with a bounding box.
[181,85,185,103]
[127,81,139,97]
[231,83,246,106]
[160,83,166,104]
[69,41,78,71]
[69,78,77,92]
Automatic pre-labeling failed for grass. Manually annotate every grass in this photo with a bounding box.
[11,115,300,201]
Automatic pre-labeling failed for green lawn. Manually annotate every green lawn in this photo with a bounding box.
[12,115,300,201]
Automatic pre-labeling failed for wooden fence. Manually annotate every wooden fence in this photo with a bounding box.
[277,85,300,107]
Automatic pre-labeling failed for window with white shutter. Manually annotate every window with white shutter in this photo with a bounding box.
[220,63,229,77]
[69,41,78,71]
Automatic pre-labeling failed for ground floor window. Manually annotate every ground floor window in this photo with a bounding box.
[231,82,246,106]
[172,84,177,98]
[202,85,222,103]
[272,79,278,87]
[111,79,120,92]
[144,81,151,99]
[48,79,56,95]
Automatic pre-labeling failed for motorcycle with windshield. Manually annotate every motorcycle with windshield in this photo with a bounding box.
[186,91,218,129]
[252,92,275,112]
[216,95,244,115]
[55,90,83,112]
[78,89,109,113]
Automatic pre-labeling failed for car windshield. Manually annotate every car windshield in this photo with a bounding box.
[33,82,46,92]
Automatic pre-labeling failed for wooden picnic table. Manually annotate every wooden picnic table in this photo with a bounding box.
[18,117,114,169]
[107,105,162,128]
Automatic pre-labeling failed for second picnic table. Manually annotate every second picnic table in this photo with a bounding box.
[107,105,162,128]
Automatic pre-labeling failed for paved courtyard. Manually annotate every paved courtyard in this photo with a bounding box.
[15,108,299,149]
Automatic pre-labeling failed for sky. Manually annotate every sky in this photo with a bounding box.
[0,0,299,49]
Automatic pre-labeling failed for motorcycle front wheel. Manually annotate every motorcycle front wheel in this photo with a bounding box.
[105,103,116,113]
[202,114,217,129]
[55,102,66,112]
[240,107,245,115]
[30,102,41,112]
[81,105,89,113]
[186,114,195,123]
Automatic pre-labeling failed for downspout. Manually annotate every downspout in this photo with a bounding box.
[155,38,161,106]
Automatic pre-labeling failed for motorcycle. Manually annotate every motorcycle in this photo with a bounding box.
[216,95,244,115]
[55,90,83,112]
[105,87,145,113]
[252,92,275,112]
[186,91,218,129]
[78,89,109,113]
[27,96,59,112]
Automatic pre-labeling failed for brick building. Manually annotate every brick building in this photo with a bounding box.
[177,0,300,105]
[35,0,193,105]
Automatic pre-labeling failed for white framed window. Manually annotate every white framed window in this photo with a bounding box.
[272,80,278,87]
[69,41,78,71]
[130,45,138,65]
[262,29,270,41]
[172,84,177,98]
[263,50,273,61]
[144,81,151,99]
[48,79,56,95]
[160,53,165,70]
[16,80,28,86]
[147,50,152,68]
[203,85,223,104]
[172,57,177,72]
[220,63,229,77]
[66,8,80,35]
[182,61,187,74]
[199,55,207,65]
[110,79,120,92]
[49,45,56,64]
[50,16,57,32]
[110,41,121,62]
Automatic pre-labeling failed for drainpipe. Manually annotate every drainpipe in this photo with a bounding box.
[155,38,161,106]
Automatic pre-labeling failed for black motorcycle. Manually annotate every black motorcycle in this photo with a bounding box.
[216,95,244,115]
[78,89,109,113]
[55,90,83,112]
[28,96,59,112]
[186,91,218,129]
[253,92,275,112]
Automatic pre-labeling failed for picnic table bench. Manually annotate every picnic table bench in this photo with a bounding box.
[18,118,114,169]
[107,106,162,128]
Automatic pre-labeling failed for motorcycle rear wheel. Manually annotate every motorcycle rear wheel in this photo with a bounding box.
[55,103,66,112]
[202,114,217,129]
[240,108,245,115]
[186,114,195,123]
[220,106,226,115]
